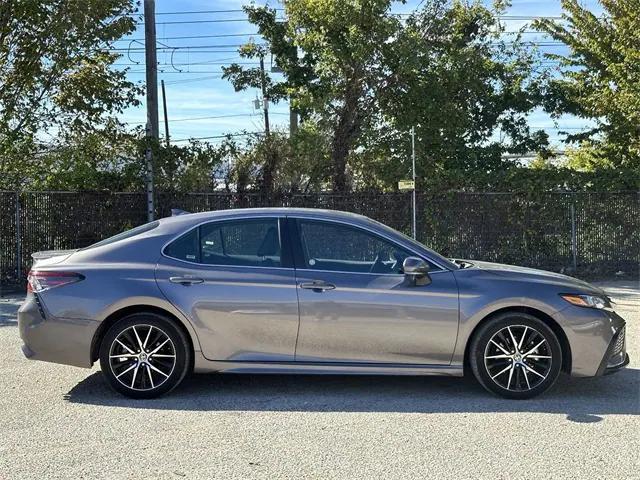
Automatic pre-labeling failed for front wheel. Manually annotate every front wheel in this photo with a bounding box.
[99,313,191,399]
[469,313,562,399]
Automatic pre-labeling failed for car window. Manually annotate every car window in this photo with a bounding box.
[298,220,420,274]
[164,227,199,262]
[164,218,282,268]
[81,221,159,250]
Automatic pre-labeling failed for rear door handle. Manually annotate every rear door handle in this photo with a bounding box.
[299,281,336,292]
[169,276,204,286]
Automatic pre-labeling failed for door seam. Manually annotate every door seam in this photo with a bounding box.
[292,268,302,361]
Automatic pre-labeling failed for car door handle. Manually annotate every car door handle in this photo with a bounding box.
[299,281,336,292]
[169,276,204,286]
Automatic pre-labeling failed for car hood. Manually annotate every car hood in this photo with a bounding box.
[466,260,606,296]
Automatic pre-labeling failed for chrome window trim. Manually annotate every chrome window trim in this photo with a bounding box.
[161,215,291,270]
[289,215,450,273]
[295,268,450,277]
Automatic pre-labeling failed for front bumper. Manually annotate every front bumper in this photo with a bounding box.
[18,294,98,368]
[554,305,628,377]
[596,324,629,376]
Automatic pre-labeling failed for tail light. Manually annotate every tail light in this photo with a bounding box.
[27,271,85,293]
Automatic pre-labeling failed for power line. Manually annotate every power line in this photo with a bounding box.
[107,38,566,55]
[163,75,223,84]
[154,9,283,15]
[131,15,560,26]
[114,33,261,42]
[115,62,260,67]
[124,113,289,125]
[107,43,268,51]
[172,131,266,143]
[126,70,232,73]
[110,31,556,44]
[127,9,562,21]
[134,18,285,26]
[394,13,566,19]
[122,8,284,17]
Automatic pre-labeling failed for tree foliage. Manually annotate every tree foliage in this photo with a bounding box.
[1,0,636,194]
[369,0,548,190]
[0,0,142,188]
[536,0,640,169]
[225,0,552,193]
[224,1,401,192]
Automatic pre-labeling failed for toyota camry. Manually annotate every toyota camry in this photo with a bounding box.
[18,208,628,399]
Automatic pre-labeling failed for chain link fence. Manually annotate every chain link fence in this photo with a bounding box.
[1,190,638,288]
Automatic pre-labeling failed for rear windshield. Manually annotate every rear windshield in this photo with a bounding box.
[82,221,160,250]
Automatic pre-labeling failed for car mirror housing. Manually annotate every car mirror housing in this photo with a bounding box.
[403,257,431,285]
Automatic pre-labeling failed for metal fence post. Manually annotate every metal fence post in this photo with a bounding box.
[570,199,577,272]
[15,191,22,280]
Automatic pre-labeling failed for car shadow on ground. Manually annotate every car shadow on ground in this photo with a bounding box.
[65,368,640,422]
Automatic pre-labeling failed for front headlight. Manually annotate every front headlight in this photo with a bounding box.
[560,294,612,310]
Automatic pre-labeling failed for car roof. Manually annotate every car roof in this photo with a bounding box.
[158,207,373,226]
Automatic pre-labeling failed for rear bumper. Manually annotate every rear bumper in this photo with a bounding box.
[18,294,98,368]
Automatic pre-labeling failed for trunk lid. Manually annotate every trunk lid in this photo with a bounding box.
[31,250,77,268]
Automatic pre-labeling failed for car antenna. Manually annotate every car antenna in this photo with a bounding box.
[171,209,191,217]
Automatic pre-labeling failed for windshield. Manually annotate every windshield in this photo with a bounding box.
[369,219,459,270]
[81,221,160,250]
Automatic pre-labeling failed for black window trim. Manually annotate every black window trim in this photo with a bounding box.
[288,216,448,275]
[161,216,294,269]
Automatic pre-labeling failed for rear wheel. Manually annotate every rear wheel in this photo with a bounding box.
[469,312,562,399]
[99,313,191,399]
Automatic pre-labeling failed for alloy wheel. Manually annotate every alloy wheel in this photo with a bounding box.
[108,324,177,391]
[483,325,553,392]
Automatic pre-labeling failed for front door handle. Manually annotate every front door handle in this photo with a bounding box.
[169,276,204,286]
[299,280,336,292]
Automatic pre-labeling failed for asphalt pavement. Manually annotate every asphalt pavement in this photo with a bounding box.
[0,280,638,479]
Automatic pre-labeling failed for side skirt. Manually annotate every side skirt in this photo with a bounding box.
[193,352,464,377]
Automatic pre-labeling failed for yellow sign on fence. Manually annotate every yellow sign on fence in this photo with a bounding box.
[398,180,415,191]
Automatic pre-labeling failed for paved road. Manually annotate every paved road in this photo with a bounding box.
[0,281,638,479]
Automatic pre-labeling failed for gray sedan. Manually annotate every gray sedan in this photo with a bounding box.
[18,208,628,399]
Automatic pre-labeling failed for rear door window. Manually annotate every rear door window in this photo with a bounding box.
[164,218,282,268]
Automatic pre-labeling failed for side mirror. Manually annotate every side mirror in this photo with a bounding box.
[403,257,431,286]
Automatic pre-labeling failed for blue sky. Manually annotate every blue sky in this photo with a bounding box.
[116,0,604,148]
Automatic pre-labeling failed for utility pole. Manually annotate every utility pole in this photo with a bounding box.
[289,105,298,135]
[144,0,159,222]
[289,47,298,136]
[259,54,270,136]
[161,79,170,147]
[410,127,417,239]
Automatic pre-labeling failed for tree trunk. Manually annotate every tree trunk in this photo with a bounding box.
[331,78,362,193]
[260,143,278,199]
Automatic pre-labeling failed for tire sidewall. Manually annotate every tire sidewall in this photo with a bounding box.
[470,313,562,400]
[99,313,191,399]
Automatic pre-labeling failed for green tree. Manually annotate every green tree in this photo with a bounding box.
[30,125,140,191]
[225,1,399,193]
[367,0,548,191]
[0,0,142,188]
[222,40,282,195]
[152,140,232,192]
[536,0,640,169]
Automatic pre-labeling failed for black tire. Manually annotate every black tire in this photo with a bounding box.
[469,312,562,399]
[99,313,191,399]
